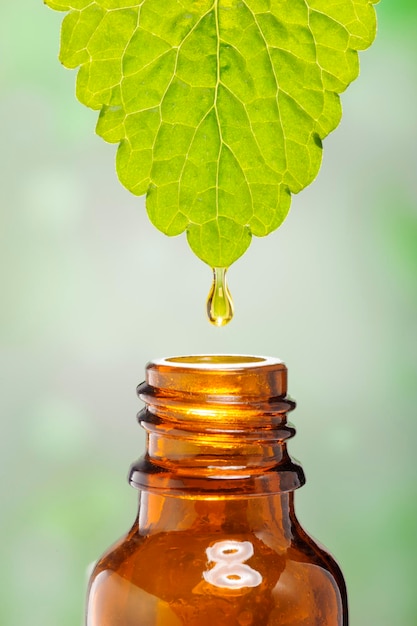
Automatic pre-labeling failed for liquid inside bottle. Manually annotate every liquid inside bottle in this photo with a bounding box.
[86,355,348,626]
[206,267,234,326]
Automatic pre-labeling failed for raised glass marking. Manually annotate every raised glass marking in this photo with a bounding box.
[203,540,262,589]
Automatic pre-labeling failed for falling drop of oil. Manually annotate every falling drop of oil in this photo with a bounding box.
[206,267,234,327]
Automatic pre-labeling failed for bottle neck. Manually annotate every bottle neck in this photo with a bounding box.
[129,356,305,498]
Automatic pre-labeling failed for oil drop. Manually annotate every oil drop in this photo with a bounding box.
[206,267,234,327]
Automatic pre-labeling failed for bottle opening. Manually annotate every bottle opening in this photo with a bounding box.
[165,355,269,367]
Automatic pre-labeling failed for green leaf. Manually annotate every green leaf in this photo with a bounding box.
[45,0,377,267]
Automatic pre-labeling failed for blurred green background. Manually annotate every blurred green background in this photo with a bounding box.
[1,2,416,624]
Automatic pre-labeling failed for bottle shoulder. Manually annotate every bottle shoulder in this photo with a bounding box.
[289,521,346,586]
[89,518,143,580]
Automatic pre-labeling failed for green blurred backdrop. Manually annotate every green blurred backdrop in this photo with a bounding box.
[1,2,416,625]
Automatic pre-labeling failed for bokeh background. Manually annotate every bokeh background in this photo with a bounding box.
[1,1,416,624]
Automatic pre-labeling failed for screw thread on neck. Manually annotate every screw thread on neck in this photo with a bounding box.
[129,356,305,497]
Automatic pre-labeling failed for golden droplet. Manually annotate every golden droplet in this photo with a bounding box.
[206,267,234,327]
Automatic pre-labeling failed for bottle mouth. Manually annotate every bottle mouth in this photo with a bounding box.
[144,355,287,398]
[160,354,281,369]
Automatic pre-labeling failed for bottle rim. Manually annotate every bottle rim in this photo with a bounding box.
[142,354,288,403]
[152,354,283,370]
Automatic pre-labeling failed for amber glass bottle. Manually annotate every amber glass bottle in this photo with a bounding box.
[86,355,348,626]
